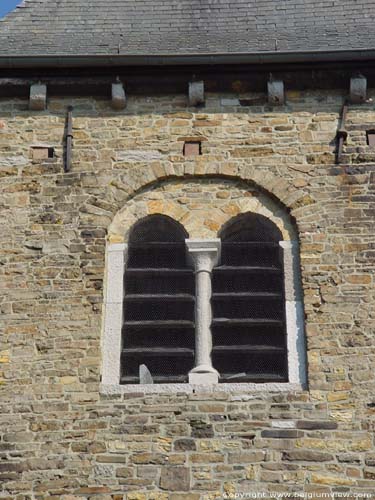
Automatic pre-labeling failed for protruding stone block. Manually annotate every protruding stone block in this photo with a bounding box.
[189,81,205,106]
[29,83,47,111]
[268,79,285,105]
[111,82,126,110]
[31,146,54,161]
[350,74,367,104]
[183,141,201,157]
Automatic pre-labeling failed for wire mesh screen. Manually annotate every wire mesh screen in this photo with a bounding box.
[124,298,195,321]
[129,215,189,243]
[212,351,287,382]
[121,352,193,383]
[121,215,195,384]
[213,213,288,383]
[219,212,283,242]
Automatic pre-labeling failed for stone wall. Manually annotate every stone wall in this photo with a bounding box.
[0,90,374,499]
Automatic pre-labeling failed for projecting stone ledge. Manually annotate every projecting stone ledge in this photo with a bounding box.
[111,82,126,110]
[189,81,205,107]
[268,79,285,105]
[350,74,367,104]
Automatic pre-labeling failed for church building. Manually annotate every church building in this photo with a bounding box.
[0,1,375,498]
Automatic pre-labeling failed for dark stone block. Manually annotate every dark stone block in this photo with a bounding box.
[364,468,375,480]
[174,438,196,451]
[261,429,302,439]
[296,420,338,430]
[0,463,24,473]
[0,472,19,481]
[190,420,214,438]
[282,450,334,462]
[81,229,107,239]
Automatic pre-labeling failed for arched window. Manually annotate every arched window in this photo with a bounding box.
[211,213,288,383]
[121,215,195,384]
[101,210,306,390]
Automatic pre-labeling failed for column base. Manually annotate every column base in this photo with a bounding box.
[188,365,219,385]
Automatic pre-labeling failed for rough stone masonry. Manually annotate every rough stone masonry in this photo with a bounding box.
[0,89,375,499]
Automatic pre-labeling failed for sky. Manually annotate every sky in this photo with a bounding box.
[0,0,22,18]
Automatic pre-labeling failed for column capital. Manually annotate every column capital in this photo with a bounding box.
[185,238,221,272]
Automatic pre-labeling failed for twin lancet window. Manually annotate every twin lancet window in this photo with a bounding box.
[120,214,289,385]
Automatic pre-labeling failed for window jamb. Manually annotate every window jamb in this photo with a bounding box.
[101,242,128,386]
[280,240,307,386]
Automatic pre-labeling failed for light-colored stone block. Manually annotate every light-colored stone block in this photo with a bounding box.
[101,303,123,385]
[100,382,303,395]
[116,150,163,162]
[139,364,154,384]
[101,243,128,385]
[350,75,367,103]
[285,300,307,386]
[189,81,205,106]
[279,240,302,301]
[188,371,219,385]
[279,240,306,387]
[29,83,47,111]
[268,79,285,105]
[271,420,297,428]
[105,243,128,304]
[111,82,126,110]
[221,98,240,106]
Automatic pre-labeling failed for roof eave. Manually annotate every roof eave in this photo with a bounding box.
[1,49,375,68]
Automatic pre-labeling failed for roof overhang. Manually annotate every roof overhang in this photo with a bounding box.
[1,49,375,69]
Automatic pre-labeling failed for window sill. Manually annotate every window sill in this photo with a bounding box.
[100,382,305,395]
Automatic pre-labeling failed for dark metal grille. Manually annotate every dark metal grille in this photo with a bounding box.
[212,214,288,383]
[121,215,195,384]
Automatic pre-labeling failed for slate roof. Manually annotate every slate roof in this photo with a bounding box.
[0,0,375,58]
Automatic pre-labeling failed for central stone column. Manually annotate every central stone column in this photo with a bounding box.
[186,239,221,384]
